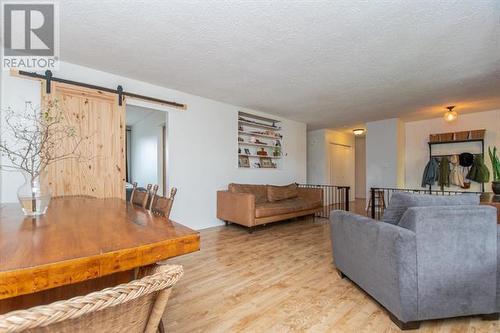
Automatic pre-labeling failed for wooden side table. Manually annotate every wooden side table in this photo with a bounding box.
[480,193,500,224]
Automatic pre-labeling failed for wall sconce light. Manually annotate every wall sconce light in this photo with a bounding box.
[353,128,366,136]
[443,105,458,122]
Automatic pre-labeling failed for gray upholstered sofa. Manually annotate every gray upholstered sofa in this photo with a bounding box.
[330,192,499,330]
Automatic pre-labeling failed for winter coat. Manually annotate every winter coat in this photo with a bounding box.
[467,155,490,183]
[438,157,450,190]
[449,155,464,187]
[421,158,439,187]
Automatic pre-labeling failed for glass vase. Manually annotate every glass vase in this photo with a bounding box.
[17,171,52,216]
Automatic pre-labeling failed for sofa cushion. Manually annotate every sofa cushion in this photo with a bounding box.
[255,197,321,218]
[381,192,480,225]
[228,183,267,204]
[267,183,299,202]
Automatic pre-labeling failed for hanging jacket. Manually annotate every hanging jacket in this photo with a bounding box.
[421,158,439,187]
[467,155,490,183]
[449,155,464,187]
[438,157,450,190]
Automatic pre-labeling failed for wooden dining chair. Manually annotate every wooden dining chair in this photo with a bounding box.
[130,182,151,209]
[0,264,183,333]
[150,188,177,219]
[147,184,160,211]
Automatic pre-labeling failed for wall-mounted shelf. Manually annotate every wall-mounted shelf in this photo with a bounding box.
[428,138,484,146]
[239,142,281,149]
[238,120,281,131]
[239,154,282,159]
[238,131,281,140]
[238,111,283,169]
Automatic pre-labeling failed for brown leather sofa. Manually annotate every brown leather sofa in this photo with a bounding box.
[217,183,323,231]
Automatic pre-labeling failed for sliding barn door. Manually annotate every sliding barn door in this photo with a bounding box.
[42,82,125,199]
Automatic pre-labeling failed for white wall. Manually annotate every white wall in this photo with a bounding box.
[405,109,500,191]
[354,136,366,198]
[0,62,307,230]
[129,109,167,194]
[365,118,405,195]
[307,129,327,184]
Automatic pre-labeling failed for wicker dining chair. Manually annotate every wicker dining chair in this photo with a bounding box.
[0,264,183,333]
[150,188,177,219]
[130,183,152,209]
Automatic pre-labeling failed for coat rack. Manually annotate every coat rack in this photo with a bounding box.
[428,138,485,192]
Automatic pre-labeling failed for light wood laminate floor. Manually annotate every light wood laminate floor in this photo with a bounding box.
[164,215,498,332]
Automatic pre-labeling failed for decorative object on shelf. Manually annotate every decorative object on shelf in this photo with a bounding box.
[238,136,244,142]
[244,148,251,155]
[0,101,87,216]
[273,148,281,157]
[443,105,458,122]
[257,148,268,156]
[238,155,250,168]
[275,140,281,147]
[488,146,500,194]
[238,125,243,131]
[352,128,366,136]
[470,129,486,140]
[454,131,470,141]
[260,157,274,168]
[429,134,440,143]
[255,139,267,145]
[439,132,454,142]
[238,148,241,154]
[429,130,484,143]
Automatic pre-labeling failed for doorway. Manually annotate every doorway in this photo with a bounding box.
[125,104,168,198]
[329,142,355,201]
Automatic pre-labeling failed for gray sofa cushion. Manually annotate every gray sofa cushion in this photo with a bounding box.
[381,192,480,225]
[397,206,497,319]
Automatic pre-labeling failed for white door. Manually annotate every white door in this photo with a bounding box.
[329,143,355,202]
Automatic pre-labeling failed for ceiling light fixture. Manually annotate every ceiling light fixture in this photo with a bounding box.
[353,128,366,136]
[443,105,458,122]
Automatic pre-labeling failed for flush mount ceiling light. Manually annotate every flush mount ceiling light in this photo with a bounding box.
[443,105,458,122]
[353,128,366,136]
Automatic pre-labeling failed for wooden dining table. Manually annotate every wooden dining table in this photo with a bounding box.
[0,197,200,314]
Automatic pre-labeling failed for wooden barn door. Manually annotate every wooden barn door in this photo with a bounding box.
[42,82,125,199]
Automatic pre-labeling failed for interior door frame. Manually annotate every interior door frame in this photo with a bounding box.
[125,98,170,196]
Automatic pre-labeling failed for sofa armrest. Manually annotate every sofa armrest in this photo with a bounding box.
[330,210,418,322]
[398,206,497,319]
[217,191,255,227]
[297,187,322,203]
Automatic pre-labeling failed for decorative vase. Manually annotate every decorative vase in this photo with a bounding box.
[17,171,52,216]
[492,181,500,195]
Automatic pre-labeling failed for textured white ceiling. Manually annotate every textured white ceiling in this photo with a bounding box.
[60,0,500,129]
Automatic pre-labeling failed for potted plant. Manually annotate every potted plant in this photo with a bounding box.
[0,101,85,216]
[489,146,500,195]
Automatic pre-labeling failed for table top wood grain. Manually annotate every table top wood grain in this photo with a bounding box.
[0,197,200,300]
